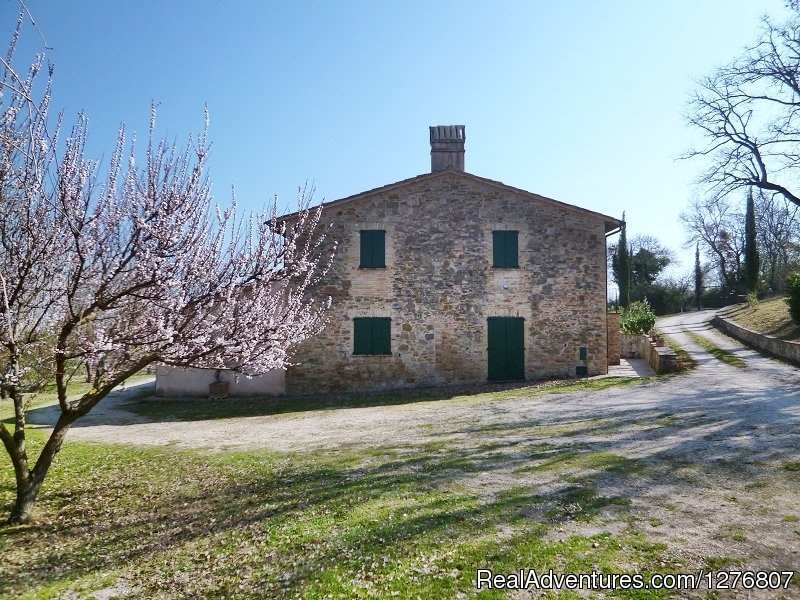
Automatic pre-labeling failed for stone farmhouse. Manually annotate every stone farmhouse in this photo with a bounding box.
[155,125,620,397]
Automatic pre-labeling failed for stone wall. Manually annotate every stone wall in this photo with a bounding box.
[645,338,678,375]
[286,171,611,393]
[713,312,800,366]
[621,333,677,375]
[621,333,647,359]
[607,313,621,365]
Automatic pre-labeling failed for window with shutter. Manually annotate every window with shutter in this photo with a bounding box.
[359,230,386,268]
[353,317,391,355]
[492,230,519,268]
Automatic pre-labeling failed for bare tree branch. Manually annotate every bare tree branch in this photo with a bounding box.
[686,14,800,208]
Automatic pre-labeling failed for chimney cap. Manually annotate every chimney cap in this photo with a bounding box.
[429,125,465,143]
[430,125,465,172]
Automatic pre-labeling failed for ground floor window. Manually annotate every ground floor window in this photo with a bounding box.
[353,317,391,355]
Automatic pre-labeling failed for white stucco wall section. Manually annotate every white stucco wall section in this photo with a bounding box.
[155,365,285,397]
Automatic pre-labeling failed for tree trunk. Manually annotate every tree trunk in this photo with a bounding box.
[6,415,72,524]
[8,475,45,524]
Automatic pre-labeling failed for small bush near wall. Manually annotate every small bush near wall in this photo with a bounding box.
[621,301,656,334]
[787,273,800,326]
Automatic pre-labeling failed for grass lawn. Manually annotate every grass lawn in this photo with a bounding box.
[2,375,797,598]
[723,296,800,340]
[0,430,677,600]
[0,376,688,600]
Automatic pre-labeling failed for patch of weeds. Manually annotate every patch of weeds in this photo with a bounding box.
[517,449,646,477]
[652,412,679,428]
[782,461,800,472]
[482,376,643,400]
[648,517,663,527]
[513,417,623,438]
[544,485,630,522]
[782,514,800,523]
[420,440,451,453]
[662,334,697,372]
[686,332,746,368]
[713,523,748,543]
[705,556,742,570]
[744,479,768,490]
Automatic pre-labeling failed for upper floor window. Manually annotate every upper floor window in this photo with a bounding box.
[360,230,386,268]
[353,317,391,355]
[492,230,519,268]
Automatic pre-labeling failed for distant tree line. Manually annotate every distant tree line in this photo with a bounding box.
[681,189,800,301]
[610,220,689,316]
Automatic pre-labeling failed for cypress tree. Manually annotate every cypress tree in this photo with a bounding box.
[612,213,630,309]
[744,190,760,294]
[694,243,703,309]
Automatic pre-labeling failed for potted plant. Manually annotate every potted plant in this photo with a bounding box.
[209,369,229,399]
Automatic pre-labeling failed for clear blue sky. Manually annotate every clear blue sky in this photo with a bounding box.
[3,1,791,279]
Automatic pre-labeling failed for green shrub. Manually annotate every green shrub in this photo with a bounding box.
[621,300,656,334]
[786,273,800,326]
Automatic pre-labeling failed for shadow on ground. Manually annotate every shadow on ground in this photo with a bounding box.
[26,378,631,426]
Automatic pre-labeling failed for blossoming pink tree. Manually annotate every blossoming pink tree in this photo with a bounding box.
[0,17,334,524]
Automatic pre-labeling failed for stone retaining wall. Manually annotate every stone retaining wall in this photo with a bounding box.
[621,333,646,359]
[621,333,678,375]
[712,312,800,366]
[646,340,679,375]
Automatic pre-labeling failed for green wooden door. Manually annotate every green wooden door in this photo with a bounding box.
[487,317,525,381]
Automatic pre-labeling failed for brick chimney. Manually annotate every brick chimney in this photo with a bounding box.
[430,125,465,172]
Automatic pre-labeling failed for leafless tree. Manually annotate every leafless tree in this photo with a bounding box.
[682,189,800,293]
[755,189,800,290]
[685,13,800,208]
[680,196,744,291]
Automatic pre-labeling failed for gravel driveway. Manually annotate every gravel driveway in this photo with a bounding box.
[51,310,800,458]
[31,310,800,592]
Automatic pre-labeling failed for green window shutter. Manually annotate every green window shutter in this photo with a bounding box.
[492,231,503,268]
[506,231,519,268]
[353,318,371,354]
[360,230,386,268]
[372,318,391,354]
[492,231,518,268]
[353,317,391,355]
